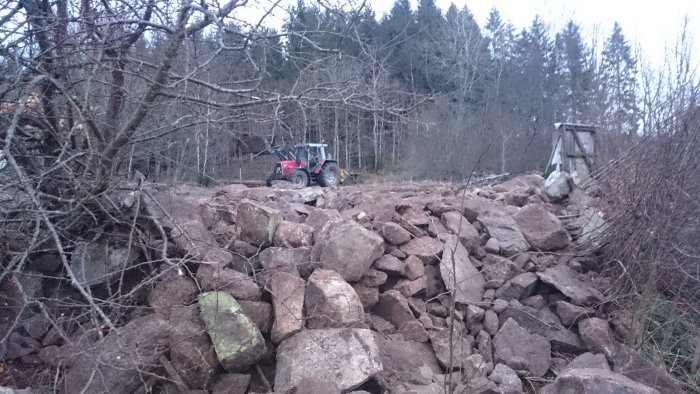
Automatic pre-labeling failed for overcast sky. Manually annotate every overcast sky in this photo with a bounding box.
[239,0,699,71]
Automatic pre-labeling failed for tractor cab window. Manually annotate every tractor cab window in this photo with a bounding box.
[295,146,308,162]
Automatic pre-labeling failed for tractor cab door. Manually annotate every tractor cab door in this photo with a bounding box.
[294,146,308,167]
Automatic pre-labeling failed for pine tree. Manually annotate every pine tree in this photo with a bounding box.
[600,22,639,134]
[553,21,595,123]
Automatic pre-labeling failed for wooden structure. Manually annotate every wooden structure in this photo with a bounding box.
[548,123,597,181]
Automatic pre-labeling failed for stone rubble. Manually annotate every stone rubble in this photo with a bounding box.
[1,174,674,394]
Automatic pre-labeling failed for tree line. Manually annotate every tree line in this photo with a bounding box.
[0,0,685,187]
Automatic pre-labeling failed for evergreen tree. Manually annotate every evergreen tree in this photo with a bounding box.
[600,22,639,134]
[554,21,595,122]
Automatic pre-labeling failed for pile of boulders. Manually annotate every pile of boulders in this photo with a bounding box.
[0,176,683,393]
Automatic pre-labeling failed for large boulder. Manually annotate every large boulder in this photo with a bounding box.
[63,314,170,394]
[169,305,218,389]
[537,264,602,306]
[514,204,569,251]
[267,270,306,343]
[579,318,618,359]
[305,269,364,329]
[235,200,281,247]
[439,236,485,304]
[312,219,385,282]
[274,328,383,392]
[477,210,529,257]
[493,318,551,377]
[306,208,341,243]
[198,292,265,371]
[544,170,571,200]
[541,368,660,394]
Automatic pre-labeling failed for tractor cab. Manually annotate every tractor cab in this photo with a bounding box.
[267,143,340,187]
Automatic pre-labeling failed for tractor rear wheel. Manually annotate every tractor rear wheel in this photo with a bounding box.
[290,170,309,187]
[318,162,340,187]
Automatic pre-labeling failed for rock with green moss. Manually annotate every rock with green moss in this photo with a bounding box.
[198,291,266,371]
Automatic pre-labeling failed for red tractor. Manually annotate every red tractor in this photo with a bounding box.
[266,143,341,187]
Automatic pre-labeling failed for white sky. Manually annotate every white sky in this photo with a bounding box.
[236,0,700,71]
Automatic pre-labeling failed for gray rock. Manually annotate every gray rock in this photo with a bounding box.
[544,170,571,200]
[403,255,425,280]
[483,309,499,336]
[211,373,251,394]
[305,208,341,243]
[481,255,523,288]
[374,337,441,389]
[238,300,273,335]
[148,272,198,318]
[169,305,218,389]
[562,353,610,373]
[63,314,169,394]
[362,268,388,287]
[198,292,265,371]
[493,318,551,377]
[312,219,385,282]
[429,327,472,369]
[514,204,570,251]
[374,254,405,276]
[393,276,428,298]
[274,328,383,393]
[484,238,500,254]
[496,272,538,301]
[398,320,430,342]
[439,235,485,304]
[476,330,493,363]
[305,269,364,329]
[477,210,529,257]
[399,237,443,264]
[462,354,493,380]
[374,290,416,329]
[272,220,313,248]
[541,368,660,394]
[488,363,523,392]
[259,247,314,277]
[71,241,139,286]
[268,270,306,343]
[537,264,602,306]
[235,200,281,246]
[380,222,412,245]
[441,211,480,250]
[196,262,262,301]
[556,300,595,326]
[578,318,618,359]
[612,344,684,394]
[352,283,379,310]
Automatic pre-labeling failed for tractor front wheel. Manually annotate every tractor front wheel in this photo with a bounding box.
[319,162,341,187]
[290,170,309,187]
